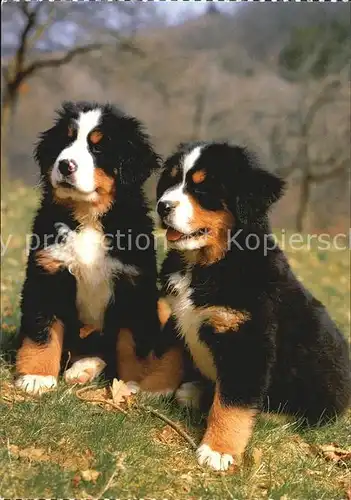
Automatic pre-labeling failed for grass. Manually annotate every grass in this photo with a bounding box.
[1,182,350,499]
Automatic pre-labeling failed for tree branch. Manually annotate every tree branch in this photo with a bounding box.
[27,5,56,53]
[16,6,37,74]
[19,2,32,20]
[310,160,349,182]
[301,79,341,135]
[22,43,104,80]
[275,162,299,178]
[19,2,44,18]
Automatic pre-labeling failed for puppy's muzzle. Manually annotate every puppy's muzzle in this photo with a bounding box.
[157,200,179,220]
[58,159,78,177]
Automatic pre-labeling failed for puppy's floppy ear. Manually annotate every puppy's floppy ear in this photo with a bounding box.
[34,103,73,175]
[235,166,285,224]
[111,115,161,185]
[221,145,285,224]
[34,124,64,176]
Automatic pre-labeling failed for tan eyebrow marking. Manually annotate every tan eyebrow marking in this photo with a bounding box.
[192,169,206,184]
[68,125,74,137]
[170,166,179,178]
[89,130,103,144]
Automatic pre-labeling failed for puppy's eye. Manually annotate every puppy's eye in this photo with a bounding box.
[68,125,75,138]
[192,170,206,184]
[89,130,103,145]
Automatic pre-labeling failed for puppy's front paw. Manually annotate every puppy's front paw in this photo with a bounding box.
[175,382,202,409]
[64,357,106,385]
[125,381,140,394]
[197,444,234,471]
[54,222,72,243]
[15,375,57,395]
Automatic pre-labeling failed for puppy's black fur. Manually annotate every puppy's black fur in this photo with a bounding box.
[17,102,161,383]
[158,142,350,425]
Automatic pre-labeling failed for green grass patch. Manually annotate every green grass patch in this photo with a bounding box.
[1,182,350,498]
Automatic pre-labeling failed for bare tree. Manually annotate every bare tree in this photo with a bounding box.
[268,75,350,232]
[1,2,154,176]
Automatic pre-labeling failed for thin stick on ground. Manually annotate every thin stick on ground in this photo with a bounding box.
[138,403,198,450]
[74,385,197,449]
[75,385,128,415]
[93,468,119,500]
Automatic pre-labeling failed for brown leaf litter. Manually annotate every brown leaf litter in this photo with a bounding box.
[8,443,94,471]
[153,424,185,446]
[310,443,351,466]
[1,381,39,403]
[75,378,133,414]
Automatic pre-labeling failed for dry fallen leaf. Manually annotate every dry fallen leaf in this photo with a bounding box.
[81,469,101,483]
[153,425,183,446]
[111,378,132,406]
[72,474,81,488]
[311,443,351,465]
[1,382,39,403]
[8,443,93,471]
[9,445,48,462]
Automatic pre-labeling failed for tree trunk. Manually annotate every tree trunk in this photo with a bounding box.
[1,83,20,181]
[191,88,207,141]
[296,173,311,233]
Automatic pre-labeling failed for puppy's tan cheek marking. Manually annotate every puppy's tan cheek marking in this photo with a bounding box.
[157,298,172,327]
[93,168,116,214]
[16,320,64,377]
[205,307,251,333]
[89,130,103,144]
[117,328,146,383]
[170,166,178,178]
[187,196,234,265]
[192,169,206,184]
[140,347,183,393]
[36,249,63,274]
[201,384,257,459]
[94,168,115,196]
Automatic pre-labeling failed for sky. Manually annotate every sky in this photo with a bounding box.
[157,2,237,24]
[1,1,238,55]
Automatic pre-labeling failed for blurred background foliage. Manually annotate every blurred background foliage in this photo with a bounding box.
[1,1,350,233]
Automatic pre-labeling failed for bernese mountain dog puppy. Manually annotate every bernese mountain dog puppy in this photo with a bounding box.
[15,101,182,395]
[156,142,351,471]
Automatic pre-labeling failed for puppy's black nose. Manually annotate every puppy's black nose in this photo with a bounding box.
[58,159,78,176]
[157,200,177,218]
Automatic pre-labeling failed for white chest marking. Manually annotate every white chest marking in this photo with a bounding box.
[167,270,217,381]
[48,225,139,329]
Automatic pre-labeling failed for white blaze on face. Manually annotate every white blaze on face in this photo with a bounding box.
[51,109,102,195]
[159,146,203,234]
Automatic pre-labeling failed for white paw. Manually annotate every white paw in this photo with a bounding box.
[140,387,175,398]
[15,375,57,395]
[197,444,234,471]
[175,382,202,409]
[125,381,140,394]
[64,357,106,385]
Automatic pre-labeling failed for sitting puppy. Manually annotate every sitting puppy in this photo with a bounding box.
[156,142,351,471]
[15,101,182,394]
